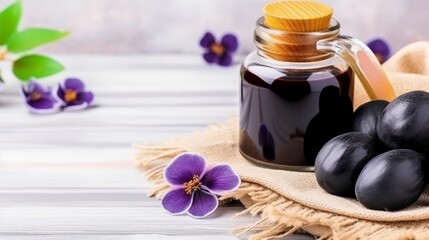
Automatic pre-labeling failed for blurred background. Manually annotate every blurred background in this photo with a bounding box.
[0,0,428,55]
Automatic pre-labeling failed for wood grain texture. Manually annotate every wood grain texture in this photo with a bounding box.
[0,55,314,239]
[263,0,332,32]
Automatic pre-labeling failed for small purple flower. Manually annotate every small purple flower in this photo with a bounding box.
[367,38,390,63]
[55,78,94,111]
[199,32,239,67]
[162,153,241,218]
[21,80,60,114]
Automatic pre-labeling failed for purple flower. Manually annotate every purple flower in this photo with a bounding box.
[21,80,60,114]
[367,38,390,63]
[55,78,94,111]
[199,32,239,67]
[162,153,241,218]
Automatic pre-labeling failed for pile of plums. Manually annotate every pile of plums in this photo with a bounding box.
[315,90,429,211]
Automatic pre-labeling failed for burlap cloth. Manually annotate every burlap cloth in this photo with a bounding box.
[135,42,429,240]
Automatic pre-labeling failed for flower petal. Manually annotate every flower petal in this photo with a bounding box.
[164,153,207,187]
[367,38,390,62]
[27,106,60,114]
[221,34,239,52]
[161,188,193,215]
[187,190,218,218]
[55,85,66,103]
[202,164,241,195]
[26,99,60,114]
[55,86,93,111]
[21,85,31,97]
[203,52,218,64]
[218,53,233,67]
[65,78,85,92]
[27,80,51,95]
[199,32,216,48]
[28,98,56,109]
[77,91,94,104]
[62,101,90,111]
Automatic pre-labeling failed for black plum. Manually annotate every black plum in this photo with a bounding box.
[304,86,353,165]
[377,91,429,156]
[352,100,389,138]
[355,149,426,211]
[314,132,378,196]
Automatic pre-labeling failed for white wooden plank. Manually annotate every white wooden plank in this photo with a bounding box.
[0,168,147,189]
[0,235,242,240]
[0,56,242,94]
[0,55,313,239]
[0,106,237,121]
[0,148,133,164]
[0,92,238,108]
[0,206,255,234]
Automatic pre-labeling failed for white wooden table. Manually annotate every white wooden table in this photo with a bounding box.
[0,55,312,240]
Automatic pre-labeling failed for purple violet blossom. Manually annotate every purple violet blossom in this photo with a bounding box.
[199,32,239,67]
[162,153,241,218]
[55,78,94,111]
[21,80,60,114]
[367,38,390,64]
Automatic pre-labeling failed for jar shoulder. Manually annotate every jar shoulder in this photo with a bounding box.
[243,51,350,75]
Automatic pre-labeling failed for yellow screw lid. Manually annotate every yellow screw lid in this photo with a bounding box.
[263,0,333,32]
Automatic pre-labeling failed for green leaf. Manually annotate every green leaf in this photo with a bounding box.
[13,54,64,81]
[6,28,69,53]
[0,1,22,45]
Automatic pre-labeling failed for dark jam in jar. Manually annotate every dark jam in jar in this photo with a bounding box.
[239,61,354,170]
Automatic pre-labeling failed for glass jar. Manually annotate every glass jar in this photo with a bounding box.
[239,17,354,171]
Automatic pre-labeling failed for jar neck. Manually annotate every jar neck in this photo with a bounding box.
[254,17,340,62]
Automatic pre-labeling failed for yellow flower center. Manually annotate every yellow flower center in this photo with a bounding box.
[65,89,77,103]
[183,175,202,195]
[30,91,42,101]
[210,43,225,57]
[0,49,7,61]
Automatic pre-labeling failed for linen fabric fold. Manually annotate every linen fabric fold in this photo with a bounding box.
[136,42,429,240]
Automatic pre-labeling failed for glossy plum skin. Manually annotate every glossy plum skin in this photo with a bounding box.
[352,100,389,138]
[355,149,426,211]
[314,132,378,196]
[304,86,353,165]
[377,91,429,155]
